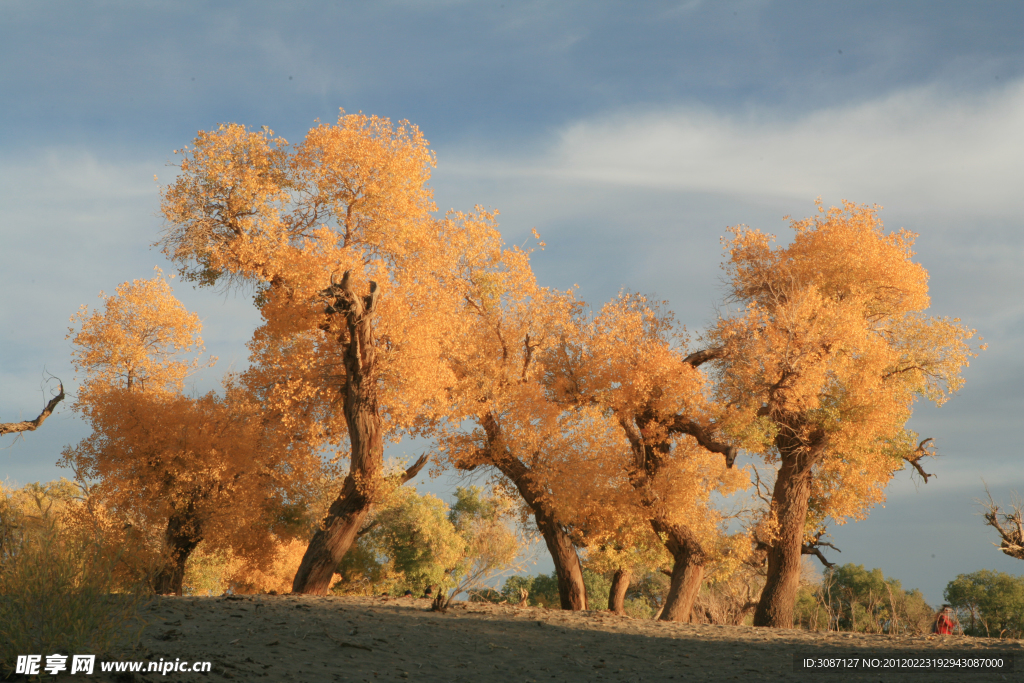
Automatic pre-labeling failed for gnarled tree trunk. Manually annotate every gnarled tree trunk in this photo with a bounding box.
[153,500,204,596]
[653,519,706,622]
[293,273,386,595]
[753,433,821,627]
[608,567,631,614]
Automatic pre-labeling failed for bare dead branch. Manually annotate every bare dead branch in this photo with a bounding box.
[0,382,65,437]
[903,437,936,484]
[981,484,1024,561]
[801,531,840,569]
[398,452,431,485]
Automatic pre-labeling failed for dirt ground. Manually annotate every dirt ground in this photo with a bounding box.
[79,595,1024,682]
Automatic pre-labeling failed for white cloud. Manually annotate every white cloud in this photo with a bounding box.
[448,79,1024,220]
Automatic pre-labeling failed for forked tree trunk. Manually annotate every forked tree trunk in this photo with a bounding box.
[293,273,385,595]
[153,502,204,596]
[608,568,631,614]
[615,415,719,623]
[653,519,706,622]
[753,444,816,628]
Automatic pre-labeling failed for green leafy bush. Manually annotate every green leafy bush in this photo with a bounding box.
[795,563,933,634]
[945,570,1024,638]
[332,485,523,606]
[583,569,611,610]
[500,572,561,608]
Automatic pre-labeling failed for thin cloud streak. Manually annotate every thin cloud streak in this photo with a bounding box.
[445,79,1024,219]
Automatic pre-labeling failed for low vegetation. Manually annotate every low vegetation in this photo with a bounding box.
[0,481,149,676]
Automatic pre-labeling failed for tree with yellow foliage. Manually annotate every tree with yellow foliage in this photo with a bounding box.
[704,201,982,627]
[436,214,593,609]
[159,113,484,593]
[62,272,315,594]
[547,293,749,622]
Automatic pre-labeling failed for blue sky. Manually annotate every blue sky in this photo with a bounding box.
[2,0,1022,606]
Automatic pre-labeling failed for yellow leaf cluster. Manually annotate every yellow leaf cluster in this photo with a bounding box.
[710,200,982,524]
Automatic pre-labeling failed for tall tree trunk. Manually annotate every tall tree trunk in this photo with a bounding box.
[653,519,706,622]
[533,504,588,610]
[608,568,631,614]
[293,274,385,595]
[753,447,815,627]
[153,502,204,596]
[292,475,373,594]
[479,412,588,611]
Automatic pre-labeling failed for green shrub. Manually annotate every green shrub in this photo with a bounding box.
[582,569,611,611]
[500,572,561,608]
[945,570,1024,638]
[624,596,656,620]
[797,563,934,634]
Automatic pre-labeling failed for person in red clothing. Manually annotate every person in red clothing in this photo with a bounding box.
[934,605,958,635]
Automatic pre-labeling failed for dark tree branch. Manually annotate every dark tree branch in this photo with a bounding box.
[355,519,378,539]
[801,531,840,569]
[399,452,431,485]
[682,346,727,367]
[903,437,936,484]
[667,415,738,468]
[1,383,65,436]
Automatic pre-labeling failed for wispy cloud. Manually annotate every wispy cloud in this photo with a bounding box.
[446,79,1024,219]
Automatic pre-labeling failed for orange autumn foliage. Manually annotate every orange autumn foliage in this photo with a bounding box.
[704,201,982,627]
[159,112,472,453]
[435,216,594,608]
[546,293,749,620]
[158,112,503,592]
[62,272,319,594]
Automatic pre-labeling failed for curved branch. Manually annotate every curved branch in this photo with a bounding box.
[802,531,840,569]
[903,437,936,484]
[682,346,727,368]
[1,383,65,436]
[398,452,431,485]
[667,415,738,468]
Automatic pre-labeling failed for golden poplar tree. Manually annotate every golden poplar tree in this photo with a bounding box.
[435,214,594,609]
[159,113,480,593]
[62,273,312,594]
[547,293,748,621]
[705,201,982,627]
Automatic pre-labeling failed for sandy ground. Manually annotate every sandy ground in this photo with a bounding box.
[75,595,1024,682]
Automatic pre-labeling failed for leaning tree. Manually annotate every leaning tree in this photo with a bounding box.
[159,113,499,593]
[705,201,982,628]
